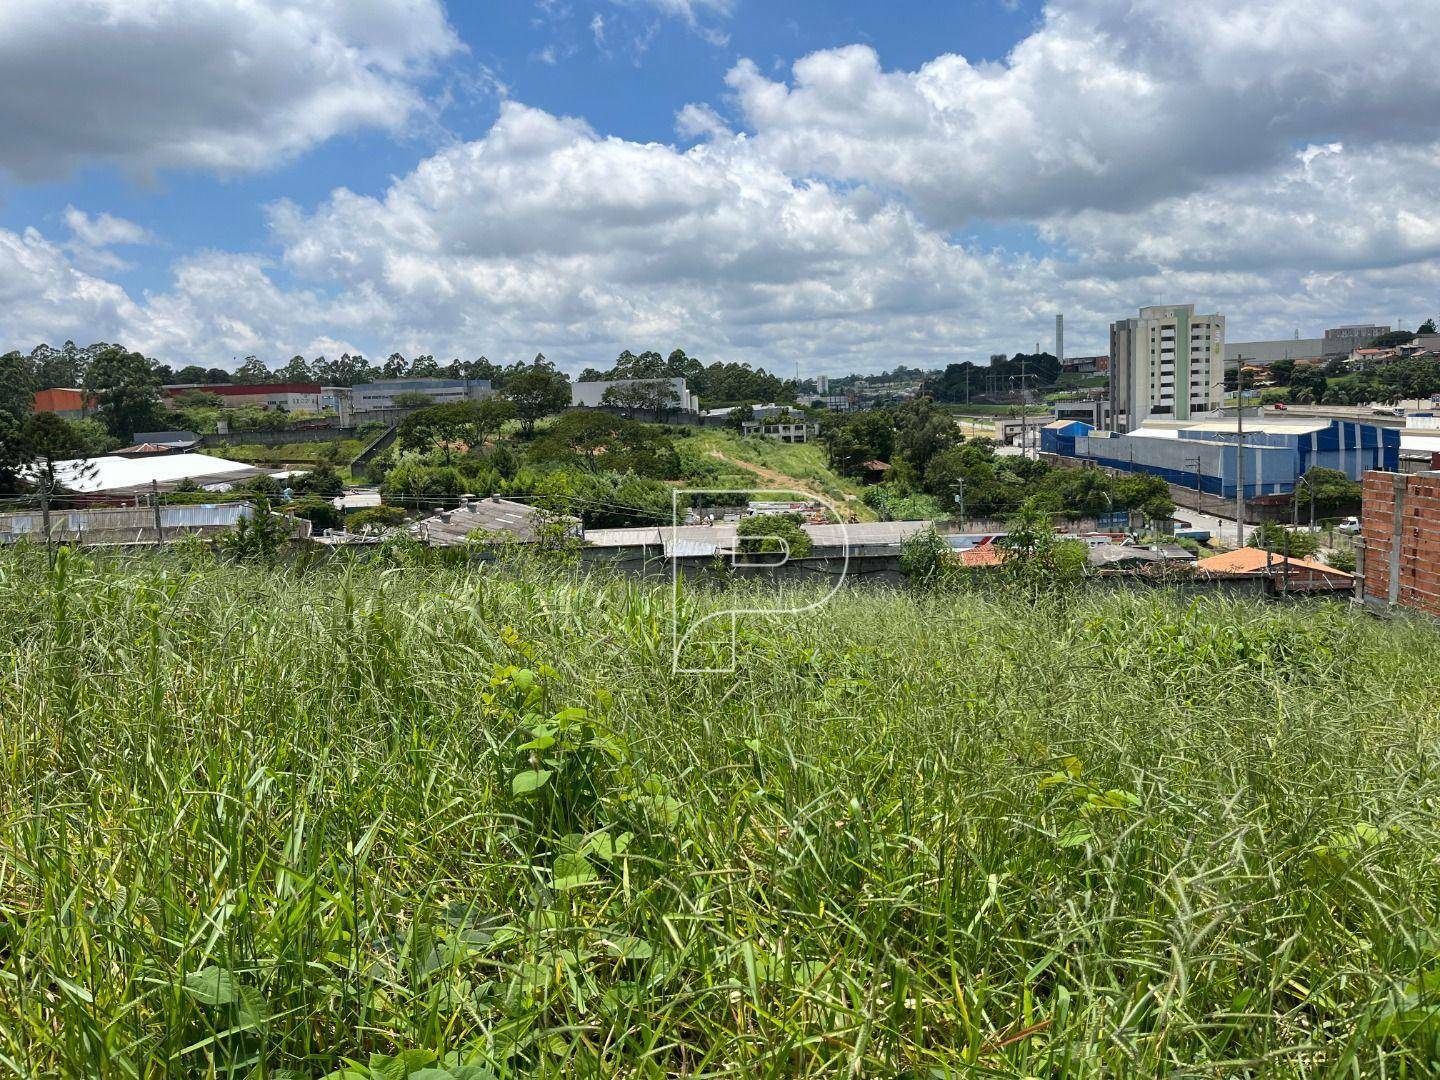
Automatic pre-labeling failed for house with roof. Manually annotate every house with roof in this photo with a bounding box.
[1194,547,1354,594]
[413,495,578,547]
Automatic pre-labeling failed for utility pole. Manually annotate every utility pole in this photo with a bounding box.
[1021,352,1029,459]
[40,478,54,570]
[151,479,165,545]
[954,477,966,524]
[1234,361,1247,548]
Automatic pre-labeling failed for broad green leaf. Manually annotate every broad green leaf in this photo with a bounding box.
[553,852,597,890]
[1057,822,1092,848]
[604,935,654,960]
[447,1067,499,1080]
[369,1049,437,1080]
[512,769,552,796]
[183,966,240,1006]
[237,984,270,1030]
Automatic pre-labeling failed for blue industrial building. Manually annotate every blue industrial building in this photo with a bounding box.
[1040,417,1398,500]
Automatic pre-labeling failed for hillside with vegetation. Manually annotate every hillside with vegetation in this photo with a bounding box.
[3,550,1440,1076]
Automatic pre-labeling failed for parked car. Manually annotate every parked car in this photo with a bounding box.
[1338,516,1361,535]
[1272,402,1288,411]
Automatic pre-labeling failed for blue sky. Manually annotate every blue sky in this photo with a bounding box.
[1,1,1045,298]
[1,0,1437,374]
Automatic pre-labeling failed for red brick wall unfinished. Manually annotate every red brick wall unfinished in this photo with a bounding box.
[1363,471,1440,617]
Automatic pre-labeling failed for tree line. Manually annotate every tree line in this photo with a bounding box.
[819,397,1175,523]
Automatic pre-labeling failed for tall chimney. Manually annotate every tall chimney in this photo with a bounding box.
[1055,314,1065,364]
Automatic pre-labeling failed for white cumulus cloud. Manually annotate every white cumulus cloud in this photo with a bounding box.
[714,0,1440,227]
[0,0,460,180]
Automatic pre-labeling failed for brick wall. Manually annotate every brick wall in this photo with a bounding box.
[1362,471,1440,617]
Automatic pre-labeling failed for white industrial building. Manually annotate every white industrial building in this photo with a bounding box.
[346,379,493,416]
[34,453,283,498]
[570,378,698,414]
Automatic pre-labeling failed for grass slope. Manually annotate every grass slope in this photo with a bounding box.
[681,430,877,520]
[206,439,367,468]
[4,551,1440,1076]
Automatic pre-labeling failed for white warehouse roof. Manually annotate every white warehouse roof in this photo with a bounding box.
[40,453,267,495]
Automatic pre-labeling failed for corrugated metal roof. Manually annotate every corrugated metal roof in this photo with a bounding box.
[416,498,550,546]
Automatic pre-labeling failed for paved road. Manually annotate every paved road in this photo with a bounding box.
[1173,506,1257,547]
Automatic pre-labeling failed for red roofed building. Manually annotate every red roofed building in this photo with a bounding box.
[34,388,96,419]
[959,543,1008,568]
[1194,546,1353,593]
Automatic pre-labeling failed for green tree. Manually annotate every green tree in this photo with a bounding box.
[895,398,961,479]
[1369,330,1417,348]
[1327,547,1357,573]
[173,364,214,384]
[276,355,314,382]
[600,379,681,416]
[294,464,346,498]
[220,501,290,561]
[1253,522,1321,560]
[398,399,516,463]
[67,419,117,457]
[83,346,163,441]
[899,526,957,587]
[347,505,408,533]
[737,512,813,558]
[234,355,272,383]
[1420,318,1437,335]
[19,413,95,495]
[1269,357,1296,385]
[1297,467,1361,515]
[284,497,343,533]
[998,500,1088,592]
[0,351,34,424]
[504,356,571,437]
[1289,366,1327,400]
[820,411,895,477]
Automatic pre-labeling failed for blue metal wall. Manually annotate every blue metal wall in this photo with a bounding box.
[1061,420,1396,499]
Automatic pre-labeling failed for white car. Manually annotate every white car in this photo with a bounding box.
[1337,517,1361,535]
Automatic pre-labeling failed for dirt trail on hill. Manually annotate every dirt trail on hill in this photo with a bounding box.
[707,450,859,506]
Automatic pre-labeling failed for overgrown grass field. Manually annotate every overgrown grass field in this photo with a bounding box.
[3,550,1440,1077]
[683,431,876,518]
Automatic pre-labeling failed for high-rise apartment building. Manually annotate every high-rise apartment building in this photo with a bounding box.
[1109,304,1225,431]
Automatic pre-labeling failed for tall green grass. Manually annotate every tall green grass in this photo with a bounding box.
[3,547,1440,1076]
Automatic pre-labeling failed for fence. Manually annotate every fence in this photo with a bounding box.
[0,504,313,547]
[203,426,347,448]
